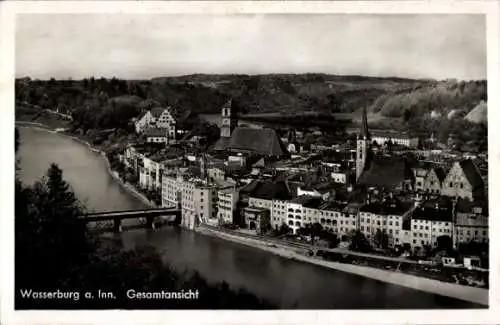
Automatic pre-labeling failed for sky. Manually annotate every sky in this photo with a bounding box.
[15,14,486,80]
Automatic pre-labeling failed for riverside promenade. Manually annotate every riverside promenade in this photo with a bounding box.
[196,225,488,306]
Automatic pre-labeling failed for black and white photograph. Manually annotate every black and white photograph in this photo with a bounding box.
[2,1,499,324]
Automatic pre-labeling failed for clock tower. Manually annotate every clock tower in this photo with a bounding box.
[220,99,237,138]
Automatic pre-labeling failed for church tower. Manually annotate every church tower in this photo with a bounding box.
[220,99,237,138]
[356,107,370,182]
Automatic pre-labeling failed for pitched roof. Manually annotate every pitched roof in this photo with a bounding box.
[411,206,453,222]
[252,158,265,168]
[456,197,488,215]
[459,159,484,190]
[360,200,412,216]
[360,106,370,138]
[150,107,167,118]
[228,127,289,156]
[357,155,411,189]
[144,127,167,137]
[246,180,292,201]
[211,137,231,151]
[433,167,447,182]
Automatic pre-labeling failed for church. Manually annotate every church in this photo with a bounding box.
[355,107,414,192]
[211,100,289,159]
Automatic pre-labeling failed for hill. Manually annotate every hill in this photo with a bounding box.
[15,74,487,147]
[465,100,487,124]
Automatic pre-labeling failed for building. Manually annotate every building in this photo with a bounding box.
[213,126,289,158]
[144,127,169,144]
[161,174,183,208]
[441,159,485,200]
[243,206,271,234]
[371,130,419,148]
[286,196,311,234]
[454,198,488,246]
[135,107,176,139]
[423,167,446,194]
[410,198,453,249]
[220,99,237,138]
[245,180,293,230]
[216,187,239,226]
[179,178,219,230]
[357,155,414,192]
[139,155,161,190]
[356,106,370,181]
[358,200,413,248]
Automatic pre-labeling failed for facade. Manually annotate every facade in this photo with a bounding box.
[423,168,445,194]
[243,206,271,234]
[217,187,239,225]
[161,174,183,208]
[454,198,488,246]
[139,156,161,190]
[144,127,169,144]
[331,172,348,184]
[371,132,419,148]
[286,199,305,234]
[271,199,288,230]
[410,204,453,249]
[413,168,428,192]
[441,160,484,200]
[358,201,412,248]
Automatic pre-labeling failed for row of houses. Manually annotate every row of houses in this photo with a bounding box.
[245,179,488,250]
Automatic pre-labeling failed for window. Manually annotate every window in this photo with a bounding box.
[395,230,399,235]
[413,239,417,244]
[449,182,453,187]
[389,221,393,226]
[395,221,399,226]
[425,226,429,230]
[420,226,423,230]
[460,183,464,189]
[413,225,417,229]
[352,221,356,225]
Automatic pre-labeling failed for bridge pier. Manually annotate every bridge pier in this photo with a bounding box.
[113,218,123,233]
[146,216,156,230]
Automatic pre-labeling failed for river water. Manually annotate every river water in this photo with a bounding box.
[17,126,480,309]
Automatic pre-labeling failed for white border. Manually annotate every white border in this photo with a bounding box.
[1,1,499,325]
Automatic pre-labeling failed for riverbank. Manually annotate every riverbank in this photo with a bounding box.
[197,225,488,306]
[16,121,157,209]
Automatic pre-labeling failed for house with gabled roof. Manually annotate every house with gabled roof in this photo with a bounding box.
[441,159,485,200]
[135,107,176,141]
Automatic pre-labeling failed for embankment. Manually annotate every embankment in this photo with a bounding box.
[197,226,488,306]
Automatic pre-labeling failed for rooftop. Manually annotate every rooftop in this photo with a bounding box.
[213,127,289,156]
[360,200,413,216]
[358,155,412,189]
[411,206,453,222]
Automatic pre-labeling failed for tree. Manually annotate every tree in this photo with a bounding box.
[374,229,389,249]
[436,235,453,252]
[349,230,371,252]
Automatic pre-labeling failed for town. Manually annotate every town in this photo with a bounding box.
[102,98,489,288]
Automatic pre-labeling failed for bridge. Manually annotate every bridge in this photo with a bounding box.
[80,208,181,232]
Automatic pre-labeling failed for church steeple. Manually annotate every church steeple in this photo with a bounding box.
[360,106,370,139]
[356,107,370,182]
[220,98,237,138]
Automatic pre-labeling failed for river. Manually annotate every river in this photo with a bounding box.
[17,126,481,309]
